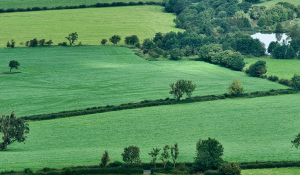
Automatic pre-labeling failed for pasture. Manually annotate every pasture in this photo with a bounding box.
[242,167,300,175]
[0,6,181,46]
[0,0,162,9]
[2,93,300,171]
[0,46,287,116]
[244,58,300,79]
[254,0,300,7]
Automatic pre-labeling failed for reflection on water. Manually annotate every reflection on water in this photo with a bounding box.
[251,33,290,51]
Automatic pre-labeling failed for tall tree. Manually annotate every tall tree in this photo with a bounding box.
[65,32,78,45]
[9,60,20,72]
[169,80,196,100]
[148,148,160,168]
[160,145,170,168]
[100,150,110,167]
[109,35,121,44]
[171,143,179,168]
[121,145,141,164]
[0,112,29,151]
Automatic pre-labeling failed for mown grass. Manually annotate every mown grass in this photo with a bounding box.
[0,6,181,46]
[244,57,300,79]
[242,167,300,175]
[254,0,300,7]
[2,93,300,171]
[0,46,287,116]
[0,0,162,9]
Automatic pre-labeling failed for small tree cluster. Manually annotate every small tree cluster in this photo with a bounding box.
[291,74,300,91]
[121,145,141,164]
[227,79,244,96]
[100,150,110,167]
[110,35,121,44]
[101,39,108,45]
[169,79,196,100]
[218,162,241,175]
[148,148,160,168]
[6,39,15,48]
[125,35,139,45]
[246,60,267,77]
[65,32,78,45]
[25,38,53,47]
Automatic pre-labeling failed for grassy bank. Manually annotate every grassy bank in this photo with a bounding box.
[0,46,287,116]
[2,93,300,171]
[242,167,300,175]
[0,6,181,46]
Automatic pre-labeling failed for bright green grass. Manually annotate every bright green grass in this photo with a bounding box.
[0,46,287,116]
[2,93,300,171]
[243,167,300,175]
[0,6,181,45]
[254,0,300,7]
[0,0,162,9]
[245,58,300,79]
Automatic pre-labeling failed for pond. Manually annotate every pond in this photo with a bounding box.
[251,33,290,53]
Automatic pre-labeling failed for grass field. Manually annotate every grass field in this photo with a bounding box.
[0,6,181,46]
[244,58,300,79]
[2,93,300,171]
[254,0,300,7]
[243,167,300,175]
[0,46,288,116]
[0,0,162,9]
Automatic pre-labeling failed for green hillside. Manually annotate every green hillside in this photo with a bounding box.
[255,0,300,7]
[243,167,300,175]
[0,6,181,46]
[0,46,287,116]
[2,93,300,171]
[0,0,162,9]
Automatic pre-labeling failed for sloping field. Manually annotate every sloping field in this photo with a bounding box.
[0,6,181,45]
[0,0,162,9]
[255,0,300,7]
[245,58,300,79]
[2,93,300,171]
[243,167,300,175]
[0,46,287,116]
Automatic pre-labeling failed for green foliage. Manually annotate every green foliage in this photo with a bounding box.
[275,23,284,33]
[148,148,160,168]
[109,35,121,44]
[121,145,141,164]
[100,150,110,167]
[272,43,296,59]
[45,40,53,46]
[267,41,279,54]
[198,44,223,62]
[29,38,38,47]
[72,167,144,174]
[169,79,196,100]
[227,79,244,96]
[101,39,108,45]
[170,48,183,60]
[292,133,300,149]
[218,162,241,175]
[63,167,73,175]
[170,143,179,168]
[0,112,29,151]
[160,145,170,168]
[246,60,267,77]
[24,168,33,174]
[65,32,78,45]
[124,35,139,45]
[194,138,224,172]
[8,60,20,72]
[291,74,300,90]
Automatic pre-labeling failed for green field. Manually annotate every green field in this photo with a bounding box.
[255,0,300,7]
[0,46,288,116]
[0,0,161,9]
[243,167,300,175]
[2,93,300,171]
[245,58,300,79]
[0,6,181,46]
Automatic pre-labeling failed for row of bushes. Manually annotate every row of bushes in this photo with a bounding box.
[20,88,297,121]
[0,1,162,13]
[238,161,300,169]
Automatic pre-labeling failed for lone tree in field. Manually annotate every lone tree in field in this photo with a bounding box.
[227,79,244,96]
[246,60,267,77]
[109,35,121,44]
[101,39,108,45]
[291,74,300,91]
[148,148,160,168]
[65,32,78,45]
[121,145,141,164]
[193,137,224,172]
[0,112,29,151]
[171,143,179,168]
[9,60,20,72]
[100,150,110,167]
[169,80,196,100]
[160,145,170,168]
[292,133,300,149]
[124,35,139,45]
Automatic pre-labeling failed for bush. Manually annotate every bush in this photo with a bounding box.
[204,170,219,175]
[45,40,53,46]
[58,42,68,46]
[267,75,279,82]
[39,39,45,46]
[278,79,292,86]
[247,60,267,77]
[29,38,38,47]
[227,79,244,96]
[291,74,300,90]
[24,168,33,174]
[108,161,123,168]
[101,39,108,45]
[218,162,241,175]
[63,167,72,175]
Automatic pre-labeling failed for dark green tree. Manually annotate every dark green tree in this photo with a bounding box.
[292,133,300,148]
[170,48,183,60]
[160,145,170,168]
[289,24,300,39]
[267,41,279,54]
[193,138,224,172]
[148,148,160,168]
[171,143,179,168]
[286,46,296,59]
[121,145,141,164]
[29,38,38,47]
[124,35,139,45]
[9,60,20,72]
[101,39,108,45]
[65,32,78,45]
[227,79,244,96]
[218,162,241,175]
[246,60,267,77]
[100,150,110,167]
[291,74,300,90]
[275,23,284,33]
[0,112,29,151]
[169,79,196,100]
[198,44,223,62]
[109,35,121,44]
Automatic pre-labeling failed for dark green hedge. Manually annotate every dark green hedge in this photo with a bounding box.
[71,168,143,174]
[0,1,163,14]
[238,161,300,169]
[20,88,297,122]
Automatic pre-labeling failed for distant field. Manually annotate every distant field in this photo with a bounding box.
[0,0,162,9]
[0,46,287,116]
[254,0,300,7]
[0,6,181,46]
[244,58,300,79]
[243,167,300,175]
[2,93,300,171]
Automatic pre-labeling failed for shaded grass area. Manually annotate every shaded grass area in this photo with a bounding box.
[0,6,181,45]
[2,93,300,171]
[0,46,287,116]
[242,167,300,175]
[244,58,300,79]
[0,0,162,9]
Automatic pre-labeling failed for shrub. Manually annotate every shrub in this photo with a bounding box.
[218,162,241,175]
[247,60,267,77]
[101,39,108,45]
[32,7,42,11]
[227,79,244,96]
[39,39,45,46]
[108,161,123,168]
[267,75,279,82]
[204,170,219,175]
[45,40,53,46]
[29,38,38,47]
[291,74,300,90]
[58,42,68,46]
[42,7,48,10]
[24,168,33,174]
[6,8,16,12]
[278,79,292,86]
[43,167,51,172]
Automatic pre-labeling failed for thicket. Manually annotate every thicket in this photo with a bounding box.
[0,1,163,14]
